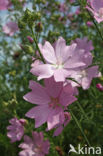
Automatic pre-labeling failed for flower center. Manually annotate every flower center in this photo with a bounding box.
[52,59,64,69]
[77,70,87,79]
[98,8,103,18]
[81,70,87,77]
[49,97,61,108]
[54,64,64,69]
[34,145,42,154]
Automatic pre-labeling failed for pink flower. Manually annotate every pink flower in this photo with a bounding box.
[86,0,103,23]
[31,37,86,82]
[0,0,11,10]
[24,77,77,130]
[53,112,71,136]
[72,37,94,53]
[96,83,103,91]
[19,131,50,156]
[69,37,100,89]
[7,118,26,143]
[70,66,100,89]
[3,21,19,36]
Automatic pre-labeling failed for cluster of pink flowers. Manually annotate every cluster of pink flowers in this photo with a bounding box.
[6,1,102,154]
[6,34,100,155]
[23,36,100,137]
[7,117,50,156]
[86,0,103,23]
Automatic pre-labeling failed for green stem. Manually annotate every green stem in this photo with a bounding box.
[87,10,103,42]
[76,101,89,120]
[31,28,45,63]
[70,109,91,147]
[67,78,81,86]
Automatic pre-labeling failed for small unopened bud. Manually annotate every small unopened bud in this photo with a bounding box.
[35,22,43,32]
[21,45,34,54]
[19,119,27,126]
[27,36,34,44]
[96,83,103,91]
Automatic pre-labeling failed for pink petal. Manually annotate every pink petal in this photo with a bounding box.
[55,37,77,63]
[60,92,77,106]
[44,77,63,98]
[82,77,91,90]
[30,64,54,80]
[40,41,57,64]
[23,81,50,105]
[88,66,99,78]
[64,49,86,69]
[26,105,50,120]
[54,69,69,82]
[47,113,60,130]
[91,0,103,11]
[19,150,34,156]
[53,126,63,136]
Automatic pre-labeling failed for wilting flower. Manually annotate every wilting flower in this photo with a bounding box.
[31,37,86,82]
[96,83,103,91]
[86,0,103,23]
[7,118,26,143]
[19,131,50,156]
[3,21,19,36]
[24,77,77,130]
[0,0,11,10]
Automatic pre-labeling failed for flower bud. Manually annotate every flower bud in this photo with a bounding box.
[35,22,43,32]
[21,45,34,54]
[27,36,34,44]
[96,83,103,91]
[19,119,27,126]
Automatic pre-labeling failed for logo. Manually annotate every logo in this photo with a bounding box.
[68,144,101,155]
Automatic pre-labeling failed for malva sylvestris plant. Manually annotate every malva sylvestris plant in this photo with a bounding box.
[4,0,103,155]
[7,23,101,156]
